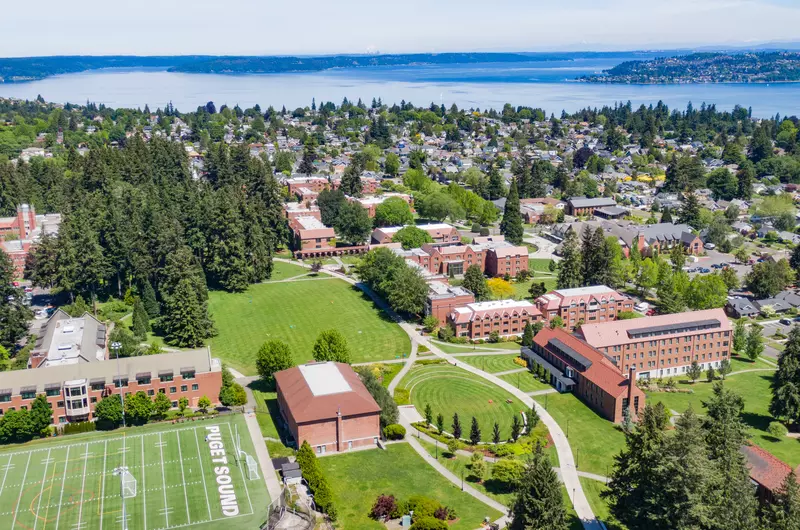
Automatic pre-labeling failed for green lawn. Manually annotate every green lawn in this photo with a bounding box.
[399,364,527,439]
[0,414,267,530]
[499,372,552,393]
[433,340,522,354]
[512,277,557,300]
[645,357,800,467]
[208,279,411,375]
[533,392,626,476]
[458,354,524,374]
[528,258,556,273]
[580,478,624,530]
[268,260,310,281]
[248,381,297,458]
[319,443,502,529]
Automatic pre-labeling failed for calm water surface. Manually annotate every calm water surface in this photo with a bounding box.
[1,57,799,117]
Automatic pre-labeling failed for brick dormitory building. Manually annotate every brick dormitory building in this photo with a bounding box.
[275,361,381,454]
[524,327,645,423]
[535,285,633,332]
[0,309,222,424]
[577,308,732,381]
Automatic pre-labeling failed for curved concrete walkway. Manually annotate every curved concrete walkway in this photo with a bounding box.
[275,258,600,529]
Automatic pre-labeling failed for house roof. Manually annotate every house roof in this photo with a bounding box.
[741,444,799,493]
[533,328,631,398]
[578,308,732,348]
[568,197,616,209]
[535,285,628,311]
[274,362,381,424]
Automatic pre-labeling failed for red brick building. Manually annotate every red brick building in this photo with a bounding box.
[289,216,336,251]
[577,308,732,381]
[275,362,381,454]
[535,285,633,332]
[396,240,527,278]
[352,193,414,218]
[425,281,475,324]
[448,299,543,340]
[0,344,222,424]
[283,202,321,221]
[526,328,645,423]
[371,223,461,245]
[741,445,800,505]
[286,176,331,198]
[485,246,529,277]
[0,204,36,239]
[566,197,618,216]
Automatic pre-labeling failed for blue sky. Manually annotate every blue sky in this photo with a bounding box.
[4,0,800,56]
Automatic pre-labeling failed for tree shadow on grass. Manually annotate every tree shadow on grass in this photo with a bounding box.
[350,284,401,325]
[742,411,774,432]
[246,379,295,447]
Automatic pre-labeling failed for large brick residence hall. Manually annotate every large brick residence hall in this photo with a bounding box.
[275,362,381,455]
[535,285,632,332]
[448,299,542,340]
[524,327,645,423]
[578,308,732,381]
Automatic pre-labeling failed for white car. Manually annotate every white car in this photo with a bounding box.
[704,242,716,250]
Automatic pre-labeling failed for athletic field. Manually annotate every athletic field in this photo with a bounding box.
[0,414,267,530]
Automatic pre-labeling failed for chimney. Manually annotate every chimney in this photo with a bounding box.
[626,366,636,417]
[336,406,343,453]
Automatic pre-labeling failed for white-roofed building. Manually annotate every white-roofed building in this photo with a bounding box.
[534,285,634,332]
[448,299,543,340]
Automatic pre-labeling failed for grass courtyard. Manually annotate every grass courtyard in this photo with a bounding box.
[208,277,410,375]
[499,371,552,393]
[533,392,626,477]
[399,364,529,439]
[320,443,501,529]
[0,414,267,530]
[458,354,524,373]
[645,356,800,467]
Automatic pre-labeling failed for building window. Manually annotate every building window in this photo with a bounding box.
[148,390,155,396]
[114,378,129,388]
[57,401,65,408]
[137,377,151,386]
[90,397,97,404]
[45,388,60,397]
[20,391,36,400]
[160,375,173,383]
[158,388,166,394]
[181,371,195,380]
[169,387,177,394]
[0,395,11,403]
[192,384,199,391]
[171,401,178,407]
[181,385,188,392]
[90,382,105,391]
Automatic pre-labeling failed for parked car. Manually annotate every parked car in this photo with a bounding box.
[711,264,724,269]
[646,309,657,316]
[704,243,716,250]
[700,268,711,273]
[780,318,793,325]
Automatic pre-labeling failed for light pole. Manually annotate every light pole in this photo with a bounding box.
[461,469,464,491]
[435,439,438,460]
[111,341,125,428]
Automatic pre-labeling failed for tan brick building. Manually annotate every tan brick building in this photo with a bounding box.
[577,308,732,381]
[448,299,543,340]
[535,285,632,332]
[275,362,381,454]
[289,216,336,251]
[425,281,475,324]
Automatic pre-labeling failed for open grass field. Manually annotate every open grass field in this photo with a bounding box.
[458,354,523,374]
[511,277,557,300]
[0,414,266,530]
[580,478,624,530]
[644,356,800,466]
[319,443,501,529]
[433,340,522,354]
[533,392,626,477]
[399,364,527,439]
[267,261,310,281]
[208,278,411,375]
[499,372,551,393]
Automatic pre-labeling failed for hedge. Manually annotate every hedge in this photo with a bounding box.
[61,421,96,436]
[383,424,406,440]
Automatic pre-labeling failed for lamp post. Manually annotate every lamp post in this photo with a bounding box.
[461,469,464,491]
[111,341,125,428]
[435,439,438,460]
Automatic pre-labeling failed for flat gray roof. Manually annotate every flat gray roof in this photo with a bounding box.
[627,319,721,339]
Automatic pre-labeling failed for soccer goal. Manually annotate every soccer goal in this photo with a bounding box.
[117,467,137,498]
[245,453,260,480]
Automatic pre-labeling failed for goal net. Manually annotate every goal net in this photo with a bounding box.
[245,453,259,480]
[120,468,137,498]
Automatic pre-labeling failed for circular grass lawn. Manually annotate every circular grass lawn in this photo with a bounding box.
[401,364,526,440]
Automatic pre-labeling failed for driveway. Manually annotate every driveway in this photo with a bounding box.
[523,233,560,261]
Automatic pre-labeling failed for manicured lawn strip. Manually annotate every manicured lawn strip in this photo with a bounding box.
[268,260,311,281]
[533,392,625,476]
[645,359,800,466]
[319,443,502,529]
[511,277,557,300]
[580,477,625,530]
[458,354,524,374]
[499,371,551,393]
[208,279,410,375]
[433,340,523,353]
[528,258,555,273]
[400,364,528,439]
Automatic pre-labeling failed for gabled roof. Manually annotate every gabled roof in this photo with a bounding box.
[741,444,800,493]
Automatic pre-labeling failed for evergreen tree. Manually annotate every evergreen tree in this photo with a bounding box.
[492,422,501,444]
[736,161,755,200]
[509,443,568,530]
[452,413,462,440]
[677,192,702,229]
[462,264,490,301]
[557,230,583,289]
[340,157,364,197]
[656,271,686,314]
[469,416,481,445]
[522,323,534,348]
[511,414,522,441]
[771,327,800,427]
[142,281,160,318]
[529,161,547,198]
[486,162,506,200]
[702,383,759,529]
[424,403,433,426]
[0,251,31,348]
[660,207,673,224]
[205,189,249,291]
[764,470,800,530]
[131,296,150,340]
[158,247,215,348]
[749,123,774,163]
[298,140,316,175]
[500,179,524,245]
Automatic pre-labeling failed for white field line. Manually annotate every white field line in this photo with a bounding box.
[76,443,90,527]
[33,448,52,530]
[226,423,253,515]
[0,453,13,498]
[55,445,71,530]
[141,434,147,530]
[158,432,169,528]
[42,448,61,530]
[176,431,191,525]
[99,440,107,530]
[193,428,213,522]
[10,451,32,529]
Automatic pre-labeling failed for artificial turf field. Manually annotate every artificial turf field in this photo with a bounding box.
[208,277,411,375]
[400,364,525,439]
[0,415,266,530]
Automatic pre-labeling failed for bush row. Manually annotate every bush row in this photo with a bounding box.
[296,441,337,521]
[61,421,96,436]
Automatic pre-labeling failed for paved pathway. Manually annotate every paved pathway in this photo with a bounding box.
[243,410,283,502]
[274,258,600,529]
[406,435,511,526]
[493,367,528,376]
[388,342,419,396]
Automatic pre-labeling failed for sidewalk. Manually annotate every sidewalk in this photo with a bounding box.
[243,411,283,502]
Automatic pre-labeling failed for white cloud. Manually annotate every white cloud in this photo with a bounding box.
[2,0,800,56]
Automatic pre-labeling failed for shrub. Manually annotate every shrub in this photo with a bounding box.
[407,496,442,519]
[471,223,481,233]
[433,506,449,520]
[479,227,490,236]
[447,437,460,456]
[513,356,527,368]
[383,424,406,440]
[410,516,448,530]
[370,494,397,520]
[62,421,97,436]
[394,388,410,405]
[491,458,525,489]
[769,421,788,439]
[390,500,409,519]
